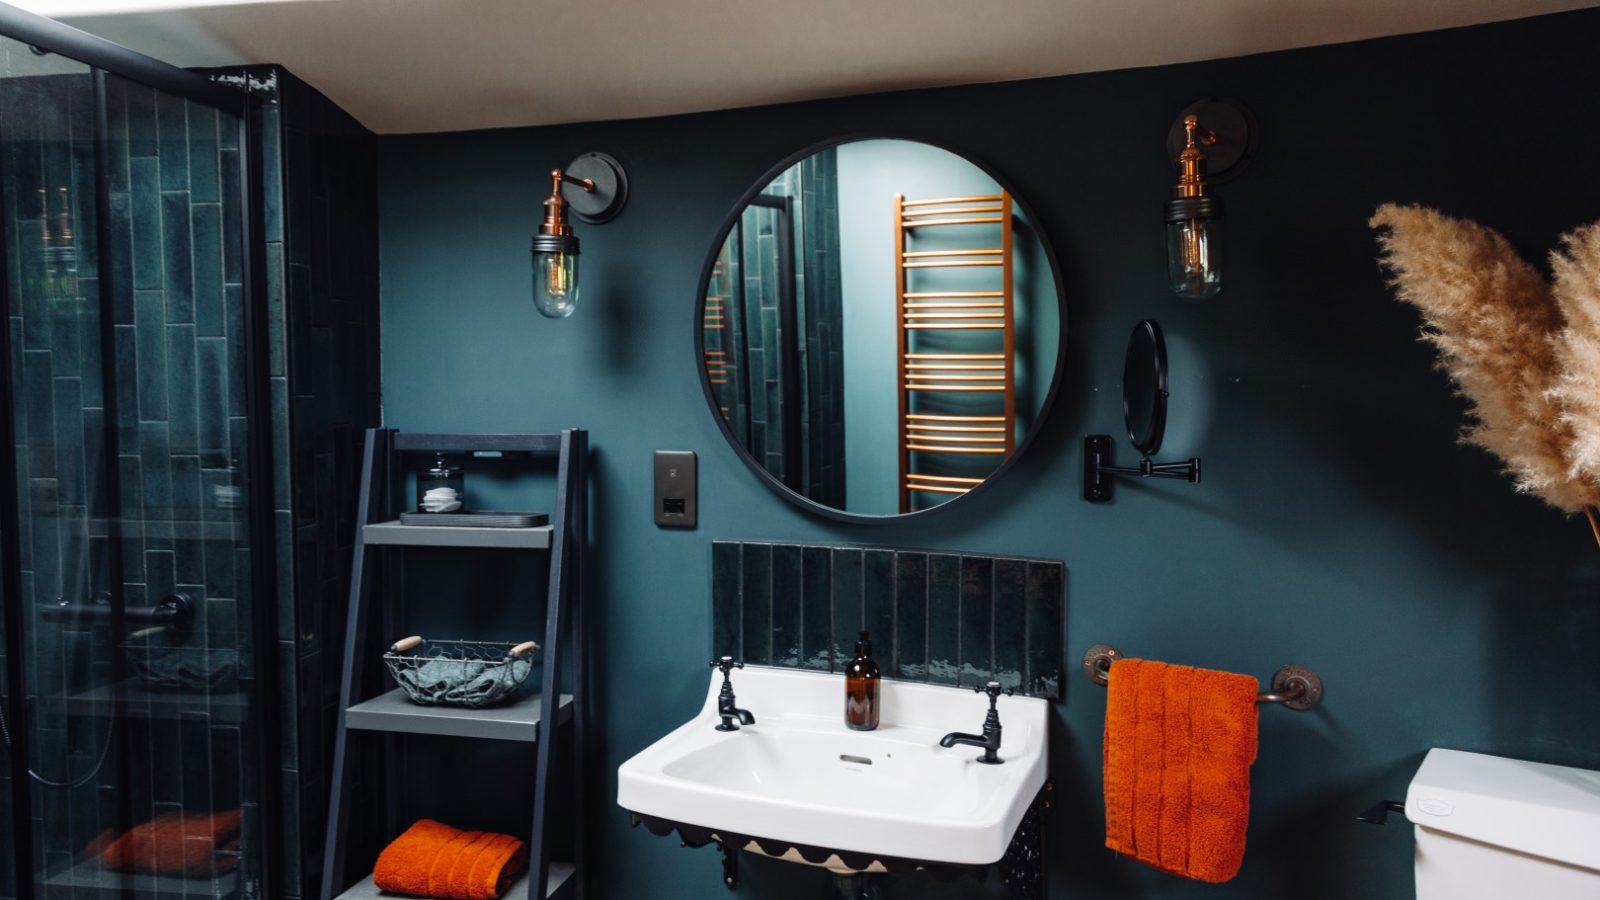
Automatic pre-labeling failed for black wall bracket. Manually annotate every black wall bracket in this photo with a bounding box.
[1083,435,1201,502]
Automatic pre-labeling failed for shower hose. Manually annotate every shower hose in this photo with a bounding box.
[0,671,116,789]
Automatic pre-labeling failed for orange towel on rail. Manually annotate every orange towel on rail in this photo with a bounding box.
[1102,658,1258,882]
[373,819,528,900]
[86,807,242,877]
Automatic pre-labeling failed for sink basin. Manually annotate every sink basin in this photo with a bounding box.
[617,666,1048,866]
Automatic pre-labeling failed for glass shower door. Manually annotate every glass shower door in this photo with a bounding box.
[0,35,268,900]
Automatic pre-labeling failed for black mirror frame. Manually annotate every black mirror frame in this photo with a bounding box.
[691,132,1070,524]
[1122,319,1169,459]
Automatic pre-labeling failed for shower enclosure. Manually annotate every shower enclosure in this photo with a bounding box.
[0,7,281,899]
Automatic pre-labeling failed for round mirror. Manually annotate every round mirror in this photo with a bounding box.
[1122,320,1168,458]
[697,138,1065,520]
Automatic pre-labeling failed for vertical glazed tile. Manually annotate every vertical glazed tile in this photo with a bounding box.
[196,337,228,466]
[166,323,197,455]
[1026,562,1065,699]
[134,290,167,420]
[829,547,862,662]
[130,157,163,290]
[894,553,928,681]
[139,421,172,524]
[927,554,960,685]
[106,191,135,324]
[123,79,157,157]
[770,543,801,667]
[220,147,243,283]
[800,545,832,671]
[959,556,994,687]
[162,191,194,323]
[155,89,189,190]
[187,102,220,203]
[863,549,895,662]
[710,542,740,660]
[739,543,771,665]
[192,203,224,337]
[993,559,1027,692]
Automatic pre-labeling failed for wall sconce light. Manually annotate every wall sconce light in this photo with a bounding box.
[531,151,628,318]
[1164,99,1254,300]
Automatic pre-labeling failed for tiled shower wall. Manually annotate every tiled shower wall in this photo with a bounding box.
[0,67,259,892]
[0,62,378,899]
[227,65,382,900]
[711,540,1064,698]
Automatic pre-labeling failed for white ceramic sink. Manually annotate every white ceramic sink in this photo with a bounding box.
[617,666,1048,866]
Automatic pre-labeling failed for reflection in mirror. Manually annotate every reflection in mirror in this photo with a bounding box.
[1123,320,1168,458]
[700,139,1063,518]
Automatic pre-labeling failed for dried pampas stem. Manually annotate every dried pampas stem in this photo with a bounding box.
[1586,507,1600,549]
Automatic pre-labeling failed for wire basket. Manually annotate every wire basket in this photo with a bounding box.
[383,636,539,708]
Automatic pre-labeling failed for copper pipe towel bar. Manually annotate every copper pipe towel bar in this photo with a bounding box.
[1081,643,1323,711]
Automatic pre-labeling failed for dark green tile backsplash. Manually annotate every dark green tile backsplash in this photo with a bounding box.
[711,539,1063,698]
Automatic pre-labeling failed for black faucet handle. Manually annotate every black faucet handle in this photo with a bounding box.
[710,656,745,676]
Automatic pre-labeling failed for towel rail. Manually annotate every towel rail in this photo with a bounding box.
[1081,643,1323,711]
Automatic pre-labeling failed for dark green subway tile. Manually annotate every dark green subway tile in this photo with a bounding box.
[196,336,229,467]
[112,325,139,445]
[265,242,285,377]
[77,277,103,409]
[271,378,291,510]
[829,547,862,662]
[220,147,243,283]
[21,350,56,478]
[275,510,295,640]
[261,105,284,244]
[863,549,895,663]
[188,102,220,203]
[122,79,158,158]
[710,541,740,660]
[894,553,928,681]
[739,543,771,665]
[959,556,994,687]
[927,554,960,685]
[1026,562,1064,699]
[105,192,135,324]
[993,558,1027,692]
[166,323,198,455]
[770,543,801,667]
[800,545,832,671]
[129,157,162,290]
[134,290,167,420]
[138,421,172,522]
[155,90,189,190]
[192,203,224,337]
[161,192,194,323]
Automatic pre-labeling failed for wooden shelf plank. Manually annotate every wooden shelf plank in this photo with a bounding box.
[345,688,572,742]
[334,862,575,900]
[363,521,552,549]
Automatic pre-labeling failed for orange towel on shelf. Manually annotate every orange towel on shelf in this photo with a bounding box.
[373,819,528,900]
[86,807,243,877]
[1102,658,1259,883]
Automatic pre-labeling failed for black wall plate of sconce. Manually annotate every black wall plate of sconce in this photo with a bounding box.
[1165,98,1256,184]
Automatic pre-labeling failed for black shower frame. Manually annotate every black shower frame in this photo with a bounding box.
[0,6,283,900]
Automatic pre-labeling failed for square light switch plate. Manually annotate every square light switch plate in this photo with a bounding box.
[654,450,697,528]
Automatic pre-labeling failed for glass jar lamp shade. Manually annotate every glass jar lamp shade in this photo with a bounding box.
[1165,198,1222,300]
[531,232,580,319]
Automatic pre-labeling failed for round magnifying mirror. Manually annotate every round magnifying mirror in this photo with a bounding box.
[696,137,1066,521]
[1122,320,1169,458]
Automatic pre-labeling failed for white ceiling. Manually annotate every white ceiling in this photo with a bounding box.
[14,0,1598,134]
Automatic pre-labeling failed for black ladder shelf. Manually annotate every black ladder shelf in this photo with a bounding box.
[321,429,589,900]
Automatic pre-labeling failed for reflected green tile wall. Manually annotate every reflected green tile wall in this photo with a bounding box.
[378,11,1600,900]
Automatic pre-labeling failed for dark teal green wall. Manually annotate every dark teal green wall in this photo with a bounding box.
[377,10,1600,899]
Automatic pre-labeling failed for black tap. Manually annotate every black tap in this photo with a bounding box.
[710,657,756,732]
[939,681,1011,764]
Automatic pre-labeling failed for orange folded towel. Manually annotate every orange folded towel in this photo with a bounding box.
[373,819,528,899]
[1103,658,1258,882]
[86,808,242,877]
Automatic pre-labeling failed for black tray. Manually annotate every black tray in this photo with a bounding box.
[398,511,549,528]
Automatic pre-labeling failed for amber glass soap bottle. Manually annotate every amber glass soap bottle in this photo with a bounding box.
[845,631,880,731]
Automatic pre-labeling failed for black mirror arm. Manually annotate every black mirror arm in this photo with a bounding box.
[1084,435,1201,501]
